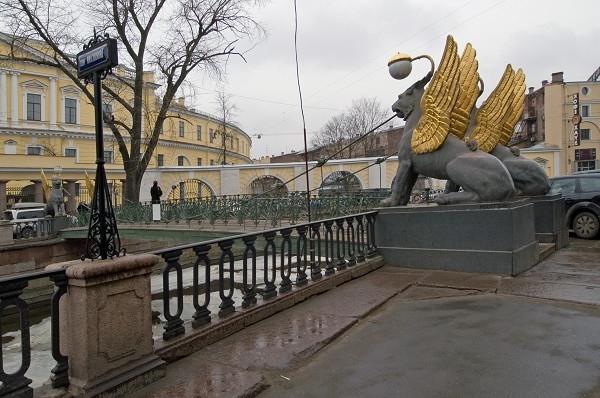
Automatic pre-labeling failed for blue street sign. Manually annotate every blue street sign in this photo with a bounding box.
[77,38,118,79]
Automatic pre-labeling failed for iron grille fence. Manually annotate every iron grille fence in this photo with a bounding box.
[0,270,68,397]
[152,211,378,341]
[72,191,389,227]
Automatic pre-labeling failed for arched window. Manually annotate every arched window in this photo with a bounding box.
[320,171,362,193]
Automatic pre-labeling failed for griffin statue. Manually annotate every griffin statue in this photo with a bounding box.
[382,35,550,206]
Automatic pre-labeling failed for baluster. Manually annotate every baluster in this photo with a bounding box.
[346,216,356,266]
[279,228,293,293]
[192,244,212,327]
[295,225,308,286]
[161,249,185,340]
[324,220,335,276]
[0,279,32,397]
[49,272,69,388]
[335,218,347,270]
[262,231,277,299]
[356,214,366,262]
[242,236,258,308]
[366,213,377,256]
[218,240,235,317]
[310,223,322,281]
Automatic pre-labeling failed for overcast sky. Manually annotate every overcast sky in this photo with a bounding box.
[187,0,600,158]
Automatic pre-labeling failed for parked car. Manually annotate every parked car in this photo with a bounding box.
[549,175,600,239]
[3,202,47,238]
[572,169,600,175]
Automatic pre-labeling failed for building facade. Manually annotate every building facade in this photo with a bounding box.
[0,33,252,209]
[517,70,600,176]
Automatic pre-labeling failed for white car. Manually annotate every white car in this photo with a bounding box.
[3,202,47,238]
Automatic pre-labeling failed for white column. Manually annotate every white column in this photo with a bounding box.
[11,72,18,124]
[49,77,57,126]
[0,71,6,123]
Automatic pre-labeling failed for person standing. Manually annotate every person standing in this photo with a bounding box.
[150,181,162,221]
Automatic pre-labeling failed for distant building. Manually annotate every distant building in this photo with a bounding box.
[516,69,600,176]
[267,126,403,164]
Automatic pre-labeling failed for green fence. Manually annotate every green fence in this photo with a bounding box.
[73,191,391,228]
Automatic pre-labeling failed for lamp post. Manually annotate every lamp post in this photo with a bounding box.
[76,30,122,260]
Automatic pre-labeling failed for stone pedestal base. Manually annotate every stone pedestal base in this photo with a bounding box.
[523,194,568,248]
[0,220,13,245]
[376,202,539,276]
[152,204,161,221]
[47,254,165,397]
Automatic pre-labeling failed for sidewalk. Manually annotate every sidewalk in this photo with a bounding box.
[132,238,600,398]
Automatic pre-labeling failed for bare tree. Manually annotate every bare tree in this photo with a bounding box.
[1,0,263,202]
[311,97,388,159]
[214,89,236,165]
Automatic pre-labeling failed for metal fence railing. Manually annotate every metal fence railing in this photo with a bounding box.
[0,269,69,396]
[152,211,378,341]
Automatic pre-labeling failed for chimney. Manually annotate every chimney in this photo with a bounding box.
[542,80,548,86]
[177,96,185,106]
[528,87,534,94]
[551,72,564,83]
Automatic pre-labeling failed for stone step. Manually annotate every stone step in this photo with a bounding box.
[538,242,556,262]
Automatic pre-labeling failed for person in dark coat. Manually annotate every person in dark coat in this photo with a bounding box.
[150,181,162,204]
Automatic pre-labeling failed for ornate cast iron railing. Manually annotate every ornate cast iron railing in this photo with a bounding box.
[0,270,68,397]
[11,218,57,241]
[152,211,378,341]
[73,191,389,228]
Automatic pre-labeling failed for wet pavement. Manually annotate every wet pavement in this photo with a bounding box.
[133,238,600,398]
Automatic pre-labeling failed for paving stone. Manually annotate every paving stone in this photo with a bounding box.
[394,285,480,301]
[419,270,502,291]
[129,359,267,398]
[499,278,600,306]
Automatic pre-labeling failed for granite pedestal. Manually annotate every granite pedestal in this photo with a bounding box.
[522,194,568,248]
[376,201,539,276]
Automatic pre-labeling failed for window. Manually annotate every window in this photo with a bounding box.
[209,128,214,143]
[582,105,590,117]
[102,103,113,123]
[549,178,576,195]
[157,154,164,167]
[236,138,239,151]
[210,159,214,165]
[197,157,202,166]
[4,140,16,155]
[179,121,185,137]
[582,87,589,95]
[17,209,46,220]
[26,146,42,156]
[577,161,596,172]
[64,98,77,124]
[26,93,42,121]
[580,177,600,192]
[64,148,77,158]
[104,150,114,164]
[197,126,202,141]
[177,156,185,166]
[581,129,591,141]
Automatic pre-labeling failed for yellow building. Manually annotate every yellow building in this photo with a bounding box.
[0,33,252,210]
[518,70,600,176]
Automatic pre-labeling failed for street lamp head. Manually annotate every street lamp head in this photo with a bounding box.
[388,53,412,80]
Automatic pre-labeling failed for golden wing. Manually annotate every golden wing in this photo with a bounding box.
[411,35,460,154]
[498,68,525,146]
[468,64,515,153]
[448,43,479,139]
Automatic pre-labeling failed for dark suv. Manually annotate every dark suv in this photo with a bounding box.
[549,175,600,239]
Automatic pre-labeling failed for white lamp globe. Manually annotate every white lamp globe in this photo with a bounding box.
[388,53,412,80]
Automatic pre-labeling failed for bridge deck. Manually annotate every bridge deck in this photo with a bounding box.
[132,238,600,398]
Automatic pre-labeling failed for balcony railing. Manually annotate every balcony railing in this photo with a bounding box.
[152,211,378,341]
[0,270,68,397]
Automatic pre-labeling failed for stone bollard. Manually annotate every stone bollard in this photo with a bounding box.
[0,220,13,245]
[46,254,165,397]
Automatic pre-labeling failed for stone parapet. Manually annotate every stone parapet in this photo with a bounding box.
[46,254,165,397]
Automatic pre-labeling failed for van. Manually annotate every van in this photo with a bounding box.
[3,203,47,238]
